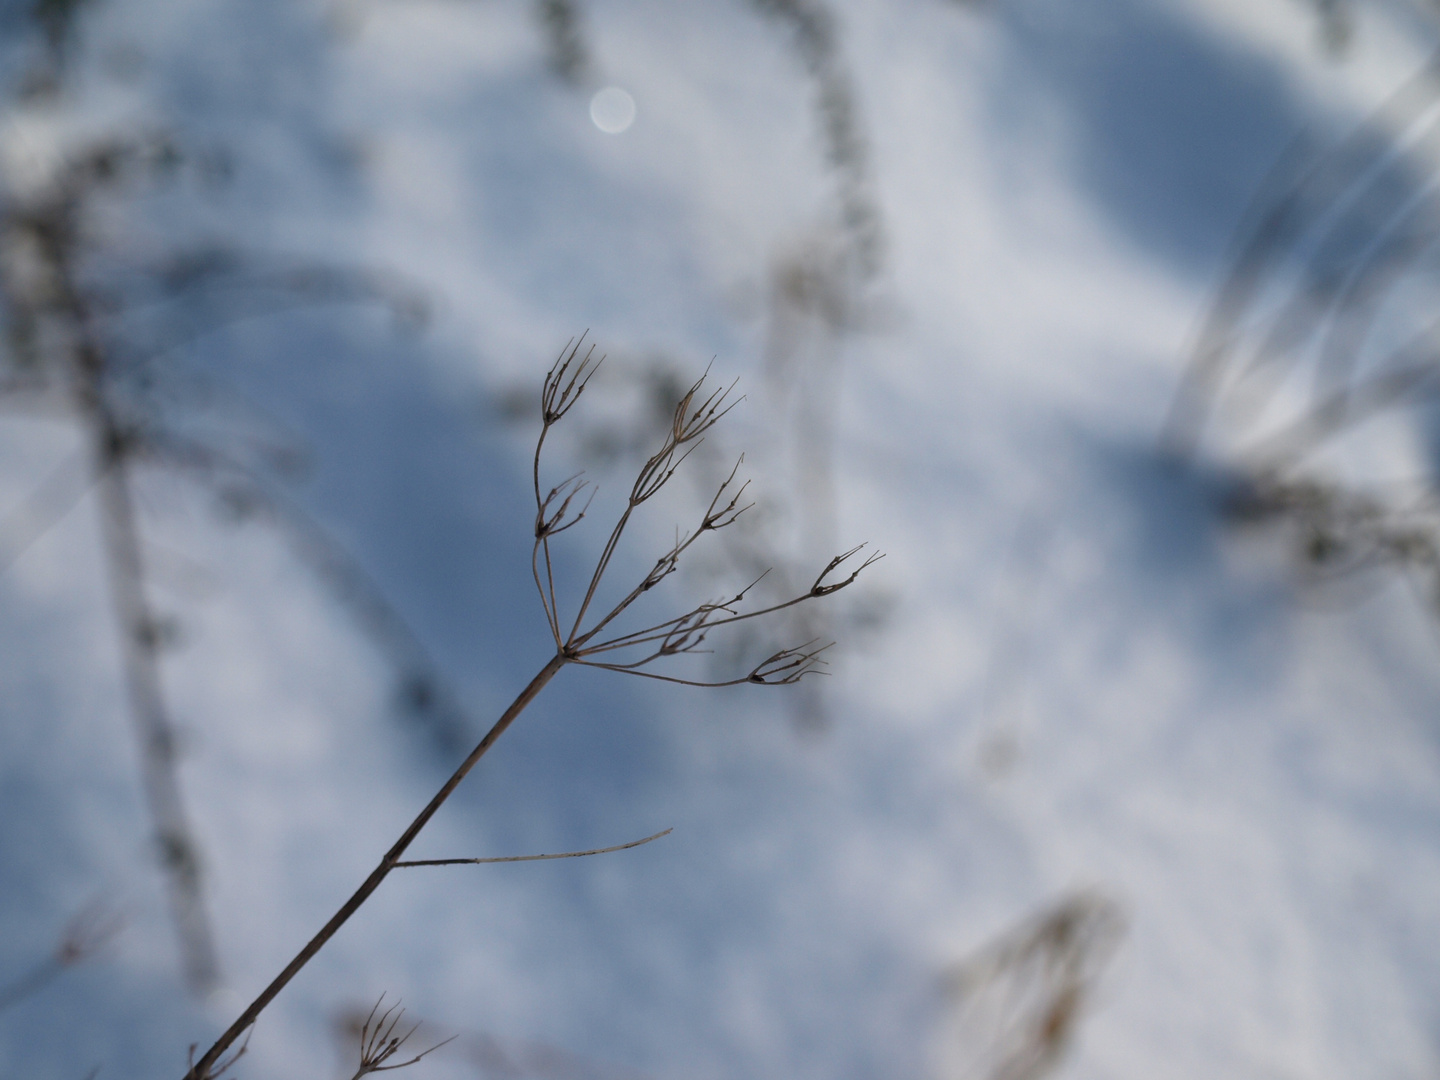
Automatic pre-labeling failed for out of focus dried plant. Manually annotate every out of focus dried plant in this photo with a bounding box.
[936,893,1125,1080]
[1166,52,1440,617]
[750,0,884,286]
[534,0,590,86]
[0,129,453,991]
[1289,0,1440,58]
[0,128,227,994]
[17,0,93,96]
[730,0,892,728]
[0,2,457,991]
[1300,0,1355,57]
[0,898,124,1012]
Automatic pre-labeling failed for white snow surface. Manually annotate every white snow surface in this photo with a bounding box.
[2,0,1440,1078]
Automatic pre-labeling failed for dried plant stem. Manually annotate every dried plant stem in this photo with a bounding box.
[187,342,877,1078]
[185,652,566,1080]
[395,827,671,867]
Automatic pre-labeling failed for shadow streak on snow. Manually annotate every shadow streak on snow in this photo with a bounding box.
[993,0,1329,278]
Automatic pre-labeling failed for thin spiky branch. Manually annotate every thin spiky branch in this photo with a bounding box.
[562,368,741,646]
[533,337,602,646]
[578,640,832,687]
[348,997,454,1078]
[808,543,883,596]
[576,544,879,659]
[565,460,756,654]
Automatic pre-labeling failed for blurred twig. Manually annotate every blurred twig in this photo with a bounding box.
[0,899,124,1013]
[938,893,1125,1080]
[0,133,225,993]
[0,117,442,990]
[1164,50,1440,617]
[534,0,590,85]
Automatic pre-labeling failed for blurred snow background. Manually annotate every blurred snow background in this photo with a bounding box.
[2,0,1440,1078]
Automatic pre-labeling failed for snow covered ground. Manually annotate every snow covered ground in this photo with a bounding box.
[2,0,1440,1078]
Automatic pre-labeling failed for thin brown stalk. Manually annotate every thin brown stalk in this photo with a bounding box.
[561,369,740,645]
[185,1028,249,1080]
[184,651,565,1080]
[395,827,672,867]
[533,336,602,646]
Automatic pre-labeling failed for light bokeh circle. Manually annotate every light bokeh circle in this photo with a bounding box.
[589,87,636,134]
